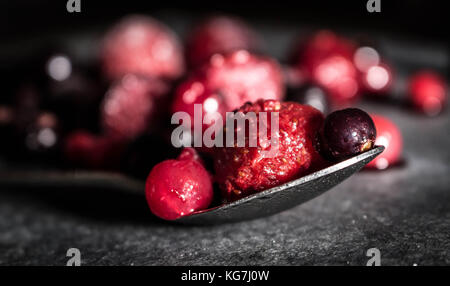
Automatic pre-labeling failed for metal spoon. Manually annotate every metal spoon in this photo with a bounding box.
[0,146,383,224]
[177,146,384,224]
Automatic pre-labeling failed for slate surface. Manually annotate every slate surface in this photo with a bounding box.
[0,14,449,266]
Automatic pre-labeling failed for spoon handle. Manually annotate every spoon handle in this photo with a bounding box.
[0,170,145,195]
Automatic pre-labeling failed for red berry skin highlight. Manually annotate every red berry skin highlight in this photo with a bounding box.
[145,149,213,220]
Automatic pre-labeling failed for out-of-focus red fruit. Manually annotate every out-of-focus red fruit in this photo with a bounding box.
[408,71,447,116]
[186,16,259,68]
[200,50,285,110]
[366,115,403,170]
[171,50,284,142]
[292,31,359,105]
[101,74,169,141]
[171,78,228,132]
[64,130,124,169]
[360,63,394,94]
[145,148,213,220]
[313,55,359,103]
[101,15,185,81]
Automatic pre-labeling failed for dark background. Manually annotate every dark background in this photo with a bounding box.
[1,0,447,40]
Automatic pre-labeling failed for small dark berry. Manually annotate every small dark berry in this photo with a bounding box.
[145,148,213,220]
[320,108,376,160]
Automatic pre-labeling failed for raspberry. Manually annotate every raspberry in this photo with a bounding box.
[186,16,258,68]
[366,115,403,170]
[145,148,213,220]
[213,100,325,201]
[101,15,185,81]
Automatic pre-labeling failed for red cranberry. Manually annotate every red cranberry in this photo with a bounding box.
[101,74,169,141]
[366,115,403,170]
[408,71,447,116]
[292,31,359,105]
[320,108,376,161]
[199,50,285,110]
[145,148,213,220]
[186,16,259,68]
[101,15,185,81]
[213,100,325,201]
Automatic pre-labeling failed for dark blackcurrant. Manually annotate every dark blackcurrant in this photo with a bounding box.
[320,108,376,160]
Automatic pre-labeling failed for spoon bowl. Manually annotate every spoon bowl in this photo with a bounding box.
[176,146,384,224]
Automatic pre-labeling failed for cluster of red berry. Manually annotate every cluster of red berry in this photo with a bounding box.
[0,15,447,221]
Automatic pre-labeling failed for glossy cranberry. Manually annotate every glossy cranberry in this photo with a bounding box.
[101,15,185,81]
[320,108,376,161]
[214,100,325,201]
[145,148,213,220]
[64,130,124,169]
[198,50,285,110]
[186,16,259,68]
[287,83,329,114]
[292,31,359,105]
[366,115,403,170]
[408,71,447,116]
[101,74,169,141]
